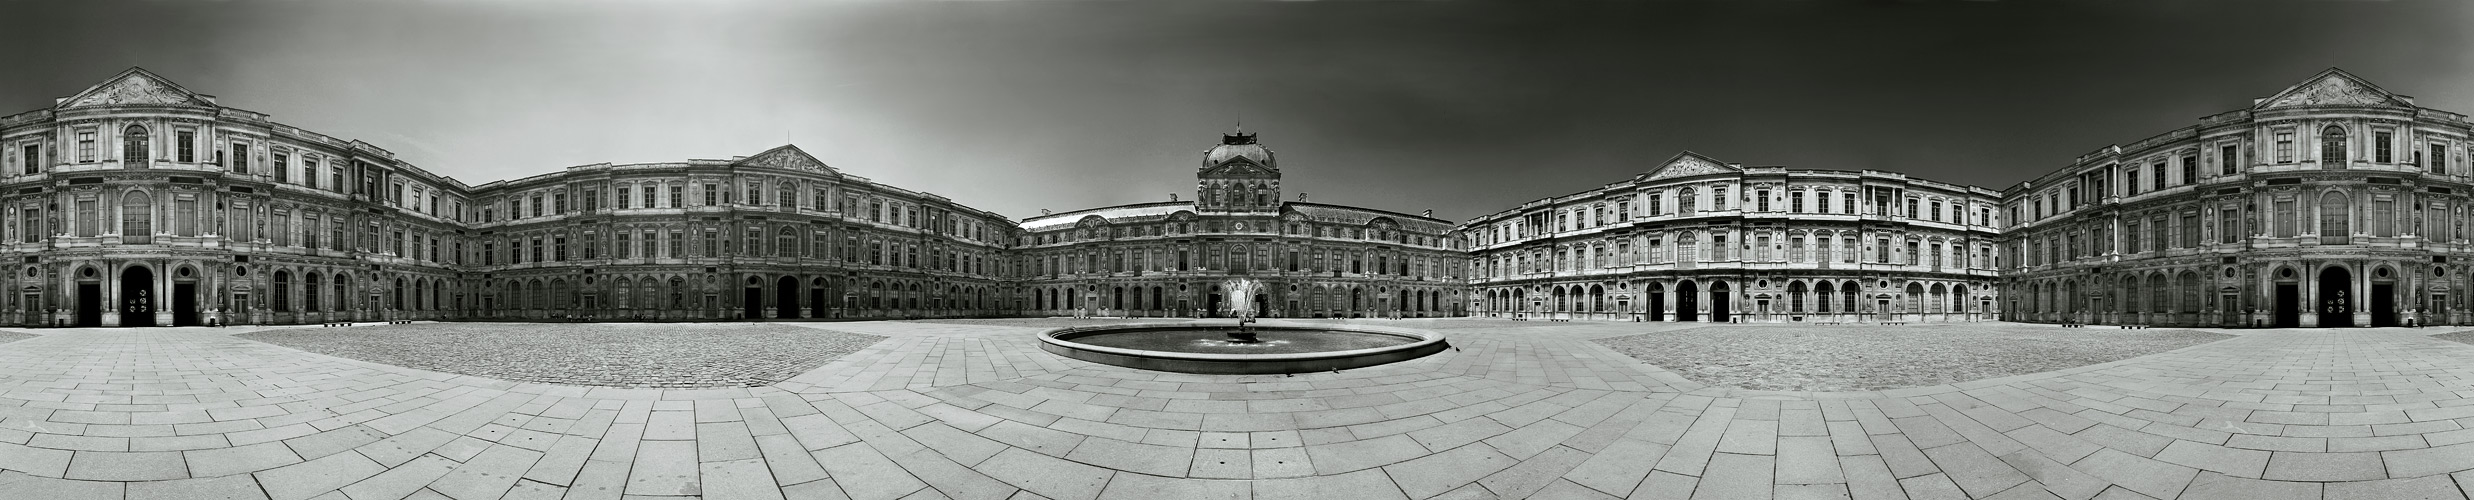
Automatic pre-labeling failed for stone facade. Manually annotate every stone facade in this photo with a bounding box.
[0,68,1013,326]
[2000,68,2474,327]
[1462,152,2003,323]
[1012,132,1468,319]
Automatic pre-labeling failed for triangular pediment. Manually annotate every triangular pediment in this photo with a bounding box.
[735,145,837,174]
[1644,151,1741,180]
[2254,68,2414,110]
[56,67,217,109]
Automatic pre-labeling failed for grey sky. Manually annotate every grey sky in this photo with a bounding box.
[3,1,2469,222]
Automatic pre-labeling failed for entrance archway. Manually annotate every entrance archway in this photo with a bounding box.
[121,266,156,327]
[2319,266,2353,327]
[1676,280,1700,322]
[776,276,800,319]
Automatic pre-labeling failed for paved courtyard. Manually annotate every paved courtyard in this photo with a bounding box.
[0,320,2466,499]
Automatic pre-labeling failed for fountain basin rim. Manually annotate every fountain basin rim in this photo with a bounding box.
[1038,321,1449,374]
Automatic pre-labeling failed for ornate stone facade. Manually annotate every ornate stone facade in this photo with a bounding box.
[2001,68,2474,327]
[1012,133,1467,319]
[0,68,1014,326]
[1463,152,2004,322]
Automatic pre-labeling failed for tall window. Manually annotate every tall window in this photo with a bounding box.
[616,232,631,259]
[617,186,631,209]
[21,144,37,174]
[18,207,37,243]
[120,191,152,244]
[2320,191,2351,244]
[122,125,149,166]
[2275,199,2297,237]
[2276,129,2295,163]
[2181,212,2200,247]
[274,272,291,312]
[232,144,249,174]
[2434,144,2450,175]
[2181,153,2197,184]
[176,130,194,163]
[77,129,95,162]
[669,186,683,208]
[2220,208,2239,244]
[2375,131,2393,163]
[2373,197,2395,237]
[2322,125,2348,167]
[2221,145,2239,175]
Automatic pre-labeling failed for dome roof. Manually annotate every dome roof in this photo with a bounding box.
[1203,132,1276,169]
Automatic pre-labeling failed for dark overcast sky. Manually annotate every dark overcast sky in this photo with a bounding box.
[1,1,2469,222]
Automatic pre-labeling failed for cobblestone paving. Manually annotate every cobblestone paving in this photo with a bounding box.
[1,321,2469,499]
[238,322,885,388]
[1598,324,2234,392]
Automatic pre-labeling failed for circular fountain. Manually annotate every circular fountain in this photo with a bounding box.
[1037,278,1450,374]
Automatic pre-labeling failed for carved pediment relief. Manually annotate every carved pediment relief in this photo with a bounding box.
[2257,70,2410,109]
[1646,151,1742,181]
[59,69,215,109]
[738,145,835,173]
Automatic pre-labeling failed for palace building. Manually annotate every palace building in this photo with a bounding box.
[2000,68,2474,328]
[0,68,1015,327]
[1012,132,1467,319]
[19,66,2474,328]
[1462,153,2004,322]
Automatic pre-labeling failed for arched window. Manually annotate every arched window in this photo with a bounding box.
[2322,125,2349,167]
[2320,191,2352,245]
[121,191,152,245]
[123,125,149,166]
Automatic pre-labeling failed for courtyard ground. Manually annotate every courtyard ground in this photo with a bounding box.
[0,319,2462,499]
[1597,324,2233,392]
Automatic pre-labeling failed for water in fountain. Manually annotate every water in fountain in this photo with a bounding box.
[1224,277,1262,343]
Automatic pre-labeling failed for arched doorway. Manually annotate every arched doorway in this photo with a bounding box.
[1648,283,1666,321]
[2319,266,2353,327]
[742,276,764,319]
[172,266,199,326]
[1676,280,1700,322]
[776,276,800,319]
[2371,266,2397,327]
[2274,267,2301,327]
[1710,281,1731,323]
[121,266,156,327]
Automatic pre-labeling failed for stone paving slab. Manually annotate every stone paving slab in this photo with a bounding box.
[0,322,2464,498]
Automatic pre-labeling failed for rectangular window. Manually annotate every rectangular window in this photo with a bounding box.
[705,183,719,206]
[273,152,289,183]
[176,131,195,163]
[2182,212,2200,247]
[582,232,597,259]
[1712,187,1728,211]
[77,129,95,162]
[553,193,567,214]
[2221,145,2239,175]
[704,229,718,256]
[667,186,681,208]
[2375,198,2396,237]
[1789,192,1803,213]
[616,186,630,209]
[1756,190,1770,212]
[668,229,683,258]
[232,144,250,174]
[583,190,598,212]
[2220,208,2239,244]
[20,144,36,175]
[2376,131,2394,163]
[1647,194,1662,215]
[1874,237,1889,263]
[2126,168,2140,195]
[2150,161,2164,191]
[2181,153,2197,184]
[2435,144,2450,175]
[2276,129,2295,163]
